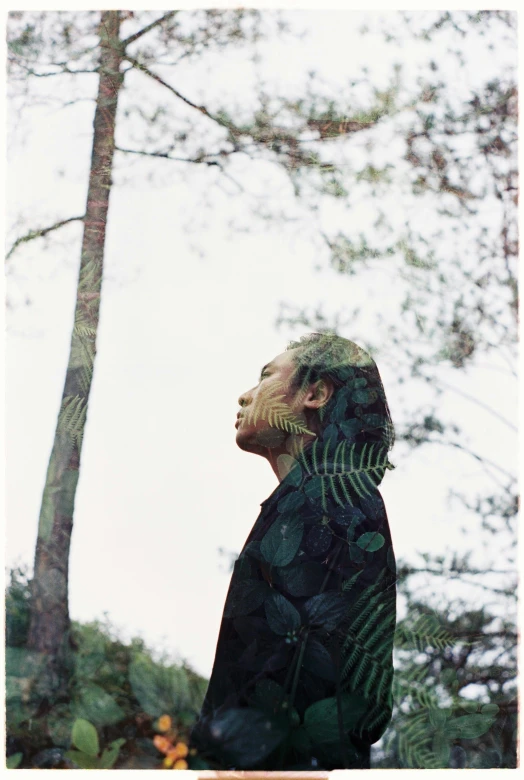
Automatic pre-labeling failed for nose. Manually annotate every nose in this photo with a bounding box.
[238,388,253,409]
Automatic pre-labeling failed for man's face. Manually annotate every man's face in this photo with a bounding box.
[235,349,309,454]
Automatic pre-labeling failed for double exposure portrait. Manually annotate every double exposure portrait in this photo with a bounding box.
[6,9,517,771]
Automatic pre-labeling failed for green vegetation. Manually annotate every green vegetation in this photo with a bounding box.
[5,567,208,769]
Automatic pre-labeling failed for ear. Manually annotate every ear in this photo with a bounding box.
[303,377,335,410]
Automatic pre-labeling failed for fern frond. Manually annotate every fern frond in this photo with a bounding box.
[243,380,315,435]
[303,442,389,502]
[415,688,439,710]
[341,570,363,593]
[398,714,439,769]
[78,257,100,293]
[58,394,87,447]
[336,473,353,505]
[395,614,454,651]
[363,660,379,699]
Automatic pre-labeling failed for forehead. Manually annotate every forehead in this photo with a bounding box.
[267,349,299,371]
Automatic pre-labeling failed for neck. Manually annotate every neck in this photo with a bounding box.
[265,433,317,481]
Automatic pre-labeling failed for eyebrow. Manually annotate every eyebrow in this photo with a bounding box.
[260,362,274,375]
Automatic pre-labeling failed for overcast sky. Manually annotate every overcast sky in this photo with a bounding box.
[5,8,518,679]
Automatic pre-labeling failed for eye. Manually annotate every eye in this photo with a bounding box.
[260,370,270,380]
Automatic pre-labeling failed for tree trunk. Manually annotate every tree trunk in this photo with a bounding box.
[27,11,124,692]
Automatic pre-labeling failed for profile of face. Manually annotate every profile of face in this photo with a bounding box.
[235,349,333,471]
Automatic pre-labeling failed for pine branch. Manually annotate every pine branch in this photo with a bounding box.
[125,55,234,134]
[121,11,179,48]
[6,215,85,261]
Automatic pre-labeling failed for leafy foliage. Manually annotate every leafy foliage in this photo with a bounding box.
[5,567,208,769]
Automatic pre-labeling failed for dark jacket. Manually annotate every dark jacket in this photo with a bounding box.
[190,443,396,770]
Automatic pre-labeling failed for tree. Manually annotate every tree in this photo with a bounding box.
[275,11,517,768]
[7,9,401,694]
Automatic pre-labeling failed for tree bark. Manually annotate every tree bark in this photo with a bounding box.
[27,11,124,691]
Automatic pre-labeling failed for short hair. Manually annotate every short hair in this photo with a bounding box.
[286,332,395,462]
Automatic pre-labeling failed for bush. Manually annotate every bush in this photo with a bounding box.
[5,567,209,769]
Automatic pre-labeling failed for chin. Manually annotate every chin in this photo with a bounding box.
[236,426,287,455]
[235,428,256,453]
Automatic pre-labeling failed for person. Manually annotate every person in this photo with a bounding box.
[189,332,397,770]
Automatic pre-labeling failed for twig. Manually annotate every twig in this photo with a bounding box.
[115,145,220,167]
[121,11,179,48]
[436,377,517,432]
[6,216,85,261]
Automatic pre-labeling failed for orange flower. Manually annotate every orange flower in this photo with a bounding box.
[153,735,171,754]
[163,756,175,768]
[173,759,188,770]
[173,742,188,759]
[158,715,172,733]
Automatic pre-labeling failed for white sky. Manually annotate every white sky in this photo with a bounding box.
[4,9,518,680]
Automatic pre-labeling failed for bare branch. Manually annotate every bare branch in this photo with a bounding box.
[403,568,516,597]
[125,55,233,133]
[436,377,517,432]
[121,11,179,48]
[6,216,85,262]
[428,439,516,482]
[8,58,98,78]
[115,145,221,167]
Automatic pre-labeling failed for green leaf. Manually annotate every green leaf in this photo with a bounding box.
[232,555,252,580]
[303,592,348,630]
[304,694,368,744]
[6,753,23,769]
[109,738,127,750]
[99,745,122,769]
[277,561,326,597]
[356,531,385,551]
[72,683,125,727]
[265,592,301,635]
[339,419,362,438]
[65,750,101,769]
[286,462,303,487]
[431,729,451,768]
[277,491,305,513]
[428,707,448,729]
[444,714,496,740]
[71,718,99,757]
[204,707,288,768]
[223,579,270,618]
[304,475,323,500]
[351,390,373,405]
[302,638,336,681]
[260,516,303,567]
